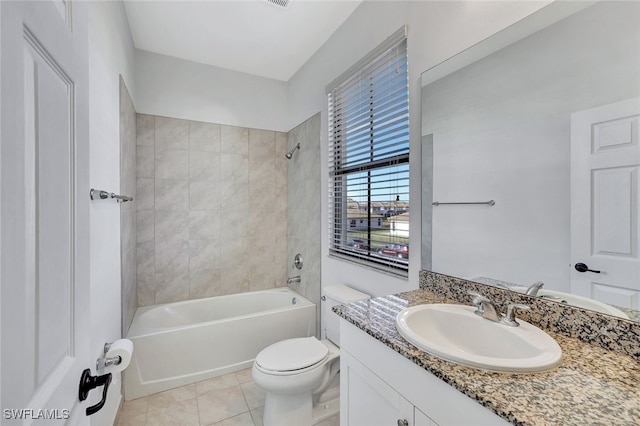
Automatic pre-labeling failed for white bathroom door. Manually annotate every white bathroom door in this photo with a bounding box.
[1,0,91,423]
[570,97,640,310]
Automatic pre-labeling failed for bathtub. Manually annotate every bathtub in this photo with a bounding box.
[124,287,315,400]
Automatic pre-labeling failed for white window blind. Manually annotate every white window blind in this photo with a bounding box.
[327,28,409,274]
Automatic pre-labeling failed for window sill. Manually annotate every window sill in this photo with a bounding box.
[328,252,409,280]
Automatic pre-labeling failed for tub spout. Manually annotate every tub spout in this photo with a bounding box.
[287,275,301,285]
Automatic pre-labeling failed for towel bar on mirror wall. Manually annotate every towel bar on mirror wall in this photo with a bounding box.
[90,189,133,203]
[432,200,495,206]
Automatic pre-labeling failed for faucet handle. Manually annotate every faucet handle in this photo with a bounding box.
[501,303,531,327]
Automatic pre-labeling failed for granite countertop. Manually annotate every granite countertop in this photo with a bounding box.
[333,288,640,426]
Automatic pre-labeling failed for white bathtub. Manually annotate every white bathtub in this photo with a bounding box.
[124,287,315,400]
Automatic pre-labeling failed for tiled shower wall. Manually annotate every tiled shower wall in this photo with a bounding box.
[286,113,321,336]
[120,78,137,335]
[135,114,288,306]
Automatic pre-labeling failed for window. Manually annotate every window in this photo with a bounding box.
[327,27,409,274]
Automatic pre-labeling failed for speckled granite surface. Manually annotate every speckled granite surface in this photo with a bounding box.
[420,271,640,360]
[466,276,640,322]
[333,271,640,426]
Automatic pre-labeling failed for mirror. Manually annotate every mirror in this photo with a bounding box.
[421,1,640,321]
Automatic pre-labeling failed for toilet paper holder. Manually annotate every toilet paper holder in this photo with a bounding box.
[96,342,121,371]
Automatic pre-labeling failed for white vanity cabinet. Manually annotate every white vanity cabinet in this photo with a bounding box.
[339,319,510,426]
[341,348,438,426]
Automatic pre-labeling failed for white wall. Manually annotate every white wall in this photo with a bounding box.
[286,0,552,298]
[88,1,136,424]
[134,49,288,131]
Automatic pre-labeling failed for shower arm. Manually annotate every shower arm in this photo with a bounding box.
[285,143,300,159]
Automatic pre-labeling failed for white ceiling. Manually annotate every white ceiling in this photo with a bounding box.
[123,0,362,82]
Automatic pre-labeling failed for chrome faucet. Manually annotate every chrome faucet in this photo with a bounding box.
[525,281,544,296]
[468,291,531,327]
[468,291,501,322]
[287,275,301,285]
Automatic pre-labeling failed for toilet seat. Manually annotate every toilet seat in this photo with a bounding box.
[255,337,329,374]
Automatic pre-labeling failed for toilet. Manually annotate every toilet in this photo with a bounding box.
[252,284,370,426]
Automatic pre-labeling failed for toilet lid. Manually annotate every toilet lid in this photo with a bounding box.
[256,337,329,372]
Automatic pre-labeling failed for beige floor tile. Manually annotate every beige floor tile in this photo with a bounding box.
[239,382,265,410]
[146,399,200,426]
[234,368,253,384]
[119,397,149,420]
[117,412,146,426]
[197,385,249,425]
[148,384,197,411]
[209,411,255,426]
[249,407,263,426]
[196,373,239,396]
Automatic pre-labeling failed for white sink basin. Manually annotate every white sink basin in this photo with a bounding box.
[396,304,562,373]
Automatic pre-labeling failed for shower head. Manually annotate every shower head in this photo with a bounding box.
[285,143,300,160]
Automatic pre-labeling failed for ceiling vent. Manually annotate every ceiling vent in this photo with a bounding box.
[264,0,291,9]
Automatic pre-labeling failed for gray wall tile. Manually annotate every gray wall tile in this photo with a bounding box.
[221,125,248,155]
[155,179,189,211]
[190,151,220,182]
[137,145,155,178]
[190,269,222,299]
[135,114,288,307]
[155,240,189,275]
[136,241,155,307]
[156,149,189,180]
[121,210,136,252]
[249,129,275,159]
[137,210,155,243]
[136,178,155,210]
[189,210,220,240]
[137,241,155,278]
[190,121,221,152]
[249,263,279,292]
[136,114,155,146]
[189,181,219,210]
[155,116,189,151]
[220,268,249,295]
[287,113,321,337]
[155,210,189,242]
[154,271,189,304]
[189,239,220,272]
[120,79,137,336]
[275,132,287,156]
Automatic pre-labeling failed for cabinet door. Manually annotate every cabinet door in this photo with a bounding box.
[415,408,439,426]
[342,350,413,426]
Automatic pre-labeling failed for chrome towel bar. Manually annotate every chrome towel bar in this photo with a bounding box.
[432,200,495,206]
[90,189,133,203]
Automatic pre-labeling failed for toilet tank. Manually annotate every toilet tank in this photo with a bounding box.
[322,285,370,346]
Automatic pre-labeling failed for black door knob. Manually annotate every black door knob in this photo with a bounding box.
[78,369,112,416]
[575,263,601,273]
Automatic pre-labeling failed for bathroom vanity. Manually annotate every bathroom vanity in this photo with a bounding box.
[340,320,509,425]
[335,272,640,425]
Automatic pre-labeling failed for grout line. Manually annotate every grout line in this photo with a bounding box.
[195,393,203,426]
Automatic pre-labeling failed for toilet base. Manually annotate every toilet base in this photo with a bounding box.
[263,391,312,426]
[262,391,339,426]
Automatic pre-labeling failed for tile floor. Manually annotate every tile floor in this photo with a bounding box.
[116,368,339,426]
